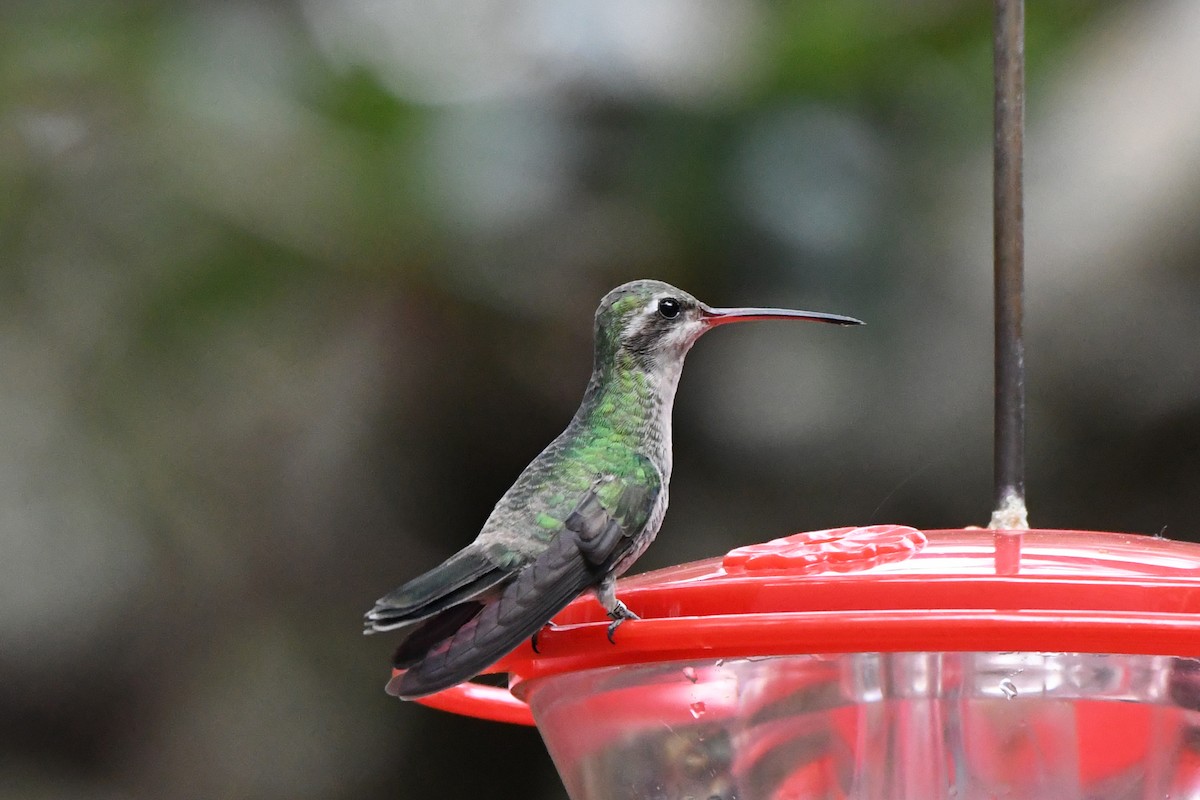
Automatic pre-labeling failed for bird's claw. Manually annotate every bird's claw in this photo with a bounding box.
[605,600,640,644]
[531,620,564,654]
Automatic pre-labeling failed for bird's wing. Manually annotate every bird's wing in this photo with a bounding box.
[563,472,659,571]
[364,546,512,633]
[387,459,662,699]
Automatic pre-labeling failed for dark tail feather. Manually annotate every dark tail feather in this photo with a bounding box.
[365,547,508,633]
[387,532,597,699]
[391,602,484,669]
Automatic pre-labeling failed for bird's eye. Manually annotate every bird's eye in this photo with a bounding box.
[657,297,682,319]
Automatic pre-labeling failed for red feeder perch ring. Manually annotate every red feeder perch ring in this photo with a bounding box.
[406,526,1200,726]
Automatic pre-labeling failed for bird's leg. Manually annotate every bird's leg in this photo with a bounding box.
[595,575,639,643]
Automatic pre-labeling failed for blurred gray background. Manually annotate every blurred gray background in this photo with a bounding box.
[4,1,1200,798]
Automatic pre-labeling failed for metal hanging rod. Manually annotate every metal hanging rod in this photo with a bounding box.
[990,0,1029,530]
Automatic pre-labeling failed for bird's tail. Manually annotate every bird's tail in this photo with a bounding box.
[364,546,508,634]
[386,531,598,699]
[391,601,484,669]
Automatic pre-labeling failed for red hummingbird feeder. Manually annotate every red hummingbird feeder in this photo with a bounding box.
[408,525,1200,798]
[391,2,1200,798]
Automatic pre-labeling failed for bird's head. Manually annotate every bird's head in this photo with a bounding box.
[593,279,862,373]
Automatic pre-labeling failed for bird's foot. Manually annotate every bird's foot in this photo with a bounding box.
[605,599,640,644]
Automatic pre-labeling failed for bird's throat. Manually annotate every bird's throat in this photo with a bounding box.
[576,354,680,481]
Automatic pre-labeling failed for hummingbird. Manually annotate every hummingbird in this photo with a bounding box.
[365,279,862,699]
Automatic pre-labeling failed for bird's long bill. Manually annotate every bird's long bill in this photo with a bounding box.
[701,305,864,328]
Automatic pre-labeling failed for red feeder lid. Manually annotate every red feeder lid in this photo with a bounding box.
[410,526,1200,725]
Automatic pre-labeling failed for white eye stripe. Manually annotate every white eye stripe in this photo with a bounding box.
[622,309,651,340]
[623,292,694,344]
